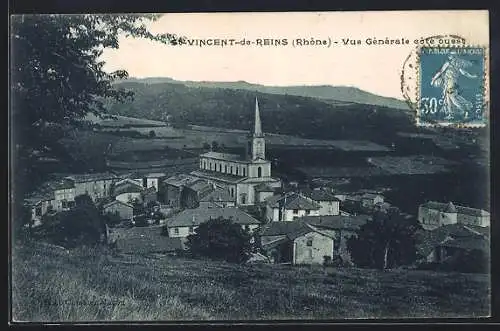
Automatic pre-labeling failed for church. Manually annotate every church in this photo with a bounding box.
[190,98,282,205]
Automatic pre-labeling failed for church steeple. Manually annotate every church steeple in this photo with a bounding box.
[254,97,263,137]
[247,97,266,160]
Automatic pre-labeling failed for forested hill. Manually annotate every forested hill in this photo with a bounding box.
[119,77,410,110]
[106,81,416,141]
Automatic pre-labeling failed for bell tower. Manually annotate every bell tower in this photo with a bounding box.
[249,98,266,160]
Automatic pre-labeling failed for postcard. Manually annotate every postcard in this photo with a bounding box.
[10,10,490,322]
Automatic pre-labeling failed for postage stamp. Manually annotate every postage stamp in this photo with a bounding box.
[418,46,486,127]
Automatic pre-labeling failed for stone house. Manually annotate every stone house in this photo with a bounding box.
[65,172,118,202]
[102,200,134,221]
[198,185,235,208]
[301,189,340,216]
[160,174,203,208]
[145,172,167,191]
[254,183,276,204]
[360,193,384,208]
[418,201,490,230]
[299,214,371,263]
[416,223,490,263]
[258,221,335,265]
[166,206,261,239]
[265,192,321,222]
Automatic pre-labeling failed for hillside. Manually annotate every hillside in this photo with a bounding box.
[12,241,490,321]
[107,81,416,143]
[120,77,410,110]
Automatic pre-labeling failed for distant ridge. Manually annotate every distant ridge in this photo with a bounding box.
[118,77,409,110]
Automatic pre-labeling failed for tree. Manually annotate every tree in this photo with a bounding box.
[186,217,252,263]
[10,14,183,233]
[33,194,106,248]
[148,130,156,138]
[211,140,219,151]
[347,207,422,270]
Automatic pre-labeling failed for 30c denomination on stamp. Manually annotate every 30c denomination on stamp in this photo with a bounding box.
[417,46,487,127]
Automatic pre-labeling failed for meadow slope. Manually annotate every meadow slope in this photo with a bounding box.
[11,241,490,322]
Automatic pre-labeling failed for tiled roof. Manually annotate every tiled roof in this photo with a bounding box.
[266,192,321,210]
[259,221,310,237]
[301,189,340,202]
[438,236,489,252]
[420,201,489,216]
[300,214,371,231]
[162,174,203,187]
[168,207,261,227]
[186,179,213,194]
[103,200,133,209]
[113,181,144,196]
[416,223,487,258]
[199,186,233,202]
[65,172,118,183]
[361,193,383,200]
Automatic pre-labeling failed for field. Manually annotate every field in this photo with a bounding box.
[11,240,490,322]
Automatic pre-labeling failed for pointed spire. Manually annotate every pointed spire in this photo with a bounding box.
[254,97,262,137]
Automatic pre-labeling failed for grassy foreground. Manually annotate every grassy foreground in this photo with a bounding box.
[11,241,490,322]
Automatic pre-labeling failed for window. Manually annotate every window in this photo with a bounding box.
[236,167,239,175]
[257,166,262,178]
[306,238,313,247]
[244,225,250,232]
[241,194,246,204]
[305,210,310,215]
[203,161,206,169]
[230,166,234,174]
[218,164,221,172]
[189,226,194,233]
[293,209,299,214]
[174,228,179,235]
[62,200,68,209]
[225,165,227,173]
[230,188,234,197]
[242,168,246,176]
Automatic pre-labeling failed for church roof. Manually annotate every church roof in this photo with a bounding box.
[200,151,269,164]
[201,152,246,162]
[190,170,246,184]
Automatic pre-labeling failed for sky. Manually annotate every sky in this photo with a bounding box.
[100,11,489,100]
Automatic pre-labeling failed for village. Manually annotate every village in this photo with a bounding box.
[24,98,491,270]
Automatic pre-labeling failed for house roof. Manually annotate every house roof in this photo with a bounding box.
[145,172,167,178]
[103,200,134,210]
[65,172,118,183]
[420,201,489,216]
[190,170,246,184]
[199,186,233,202]
[186,179,213,194]
[162,173,203,187]
[25,179,76,204]
[168,207,261,227]
[113,181,144,196]
[300,214,372,231]
[259,221,310,237]
[361,193,383,200]
[438,236,489,252]
[416,223,488,258]
[301,189,340,202]
[266,192,321,210]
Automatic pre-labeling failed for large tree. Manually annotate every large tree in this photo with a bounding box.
[10,14,182,232]
[347,207,422,270]
[186,217,253,263]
